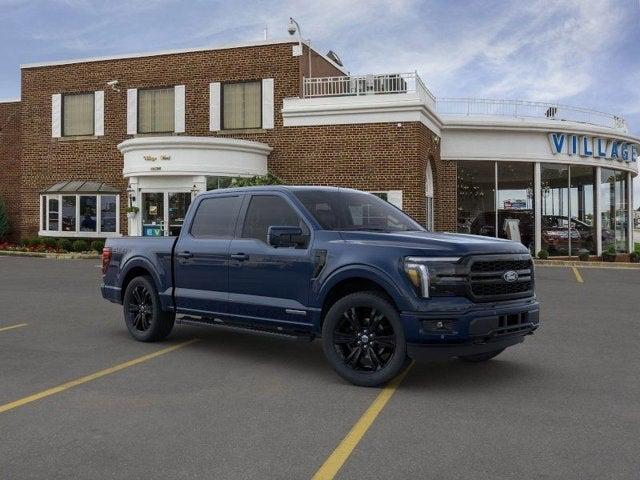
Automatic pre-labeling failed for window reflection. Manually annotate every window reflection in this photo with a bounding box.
[541,164,570,255]
[457,161,495,237]
[601,168,628,253]
[497,163,534,252]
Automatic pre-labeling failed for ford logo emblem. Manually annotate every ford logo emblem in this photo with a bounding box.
[503,270,519,283]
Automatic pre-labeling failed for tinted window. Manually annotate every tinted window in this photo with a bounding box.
[294,190,422,232]
[190,196,241,238]
[242,195,308,243]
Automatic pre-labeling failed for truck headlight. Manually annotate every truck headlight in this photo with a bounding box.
[403,257,463,298]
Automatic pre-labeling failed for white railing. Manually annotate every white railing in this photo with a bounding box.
[303,72,436,106]
[436,97,628,132]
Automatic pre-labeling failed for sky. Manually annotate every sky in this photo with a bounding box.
[1,0,639,202]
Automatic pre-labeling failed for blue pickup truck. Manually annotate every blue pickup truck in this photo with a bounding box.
[101,186,539,386]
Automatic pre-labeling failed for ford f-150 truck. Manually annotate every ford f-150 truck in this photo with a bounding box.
[101,186,540,386]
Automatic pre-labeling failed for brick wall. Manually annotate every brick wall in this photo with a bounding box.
[17,41,451,238]
[0,101,21,239]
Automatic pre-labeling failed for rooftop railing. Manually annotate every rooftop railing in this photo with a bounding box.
[436,97,628,132]
[302,72,436,107]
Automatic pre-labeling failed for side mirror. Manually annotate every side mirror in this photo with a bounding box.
[267,226,305,248]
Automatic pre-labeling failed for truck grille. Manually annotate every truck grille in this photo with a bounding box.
[467,255,534,301]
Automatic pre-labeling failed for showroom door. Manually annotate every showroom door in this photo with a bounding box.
[141,192,192,237]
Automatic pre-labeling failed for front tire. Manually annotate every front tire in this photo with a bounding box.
[322,292,407,387]
[123,275,174,342]
[458,348,505,363]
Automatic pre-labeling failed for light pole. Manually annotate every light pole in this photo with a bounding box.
[288,17,312,80]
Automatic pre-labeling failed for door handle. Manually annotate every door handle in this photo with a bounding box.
[177,251,193,259]
[230,253,249,261]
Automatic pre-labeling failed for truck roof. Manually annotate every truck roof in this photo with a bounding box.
[200,185,362,196]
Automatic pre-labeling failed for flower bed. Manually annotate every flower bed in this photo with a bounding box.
[0,237,105,257]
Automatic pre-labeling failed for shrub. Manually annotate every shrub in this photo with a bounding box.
[577,249,590,261]
[229,172,282,187]
[42,237,57,249]
[72,239,88,252]
[537,250,549,260]
[30,237,43,247]
[603,245,617,262]
[21,238,31,247]
[58,238,73,252]
[90,239,105,252]
[630,251,640,263]
[0,197,9,241]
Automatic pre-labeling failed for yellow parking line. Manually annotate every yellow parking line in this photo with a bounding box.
[0,323,28,333]
[0,338,198,414]
[571,266,584,283]
[312,360,415,480]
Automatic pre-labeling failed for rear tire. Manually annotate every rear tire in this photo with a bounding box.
[122,275,174,342]
[458,348,505,363]
[322,292,407,387]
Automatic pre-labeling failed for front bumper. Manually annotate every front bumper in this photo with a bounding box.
[400,297,540,354]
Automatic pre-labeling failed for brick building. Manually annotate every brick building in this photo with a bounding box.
[1,38,638,255]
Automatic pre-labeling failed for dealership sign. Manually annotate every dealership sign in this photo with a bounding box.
[548,133,638,163]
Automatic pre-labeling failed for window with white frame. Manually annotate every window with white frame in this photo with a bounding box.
[138,87,175,133]
[63,92,94,136]
[426,162,435,231]
[222,81,262,129]
[40,192,120,237]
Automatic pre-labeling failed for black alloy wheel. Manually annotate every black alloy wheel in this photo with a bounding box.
[123,275,175,342]
[322,292,407,387]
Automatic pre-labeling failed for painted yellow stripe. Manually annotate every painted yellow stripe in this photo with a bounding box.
[0,323,28,333]
[312,360,415,480]
[0,338,198,414]
[571,266,584,283]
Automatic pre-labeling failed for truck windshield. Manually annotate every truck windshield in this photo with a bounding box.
[294,190,424,232]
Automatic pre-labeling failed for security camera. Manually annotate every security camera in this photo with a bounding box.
[106,80,120,92]
[287,18,297,35]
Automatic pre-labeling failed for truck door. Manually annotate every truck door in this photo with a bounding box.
[227,193,315,327]
[173,194,243,316]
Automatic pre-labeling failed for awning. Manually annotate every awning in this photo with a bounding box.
[41,181,120,194]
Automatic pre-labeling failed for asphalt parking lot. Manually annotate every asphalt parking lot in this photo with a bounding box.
[1,257,639,479]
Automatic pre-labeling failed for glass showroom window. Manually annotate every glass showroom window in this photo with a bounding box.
[206,176,233,190]
[40,194,119,237]
[63,92,94,136]
[569,166,596,255]
[222,81,261,130]
[457,161,496,237]
[601,168,629,253]
[497,163,534,252]
[541,164,570,255]
[138,87,175,133]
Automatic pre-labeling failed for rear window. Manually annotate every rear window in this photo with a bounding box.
[190,196,241,238]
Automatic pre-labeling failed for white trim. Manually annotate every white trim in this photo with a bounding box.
[209,82,221,131]
[39,193,121,237]
[51,94,61,138]
[20,38,348,74]
[595,167,602,256]
[262,78,275,129]
[38,230,122,239]
[94,90,104,136]
[628,171,633,253]
[174,85,186,133]
[127,89,137,135]
[534,162,541,255]
[0,98,20,103]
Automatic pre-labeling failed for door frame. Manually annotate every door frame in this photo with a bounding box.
[139,188,193,237]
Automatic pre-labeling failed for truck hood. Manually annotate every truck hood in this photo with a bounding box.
[338,230,530,256]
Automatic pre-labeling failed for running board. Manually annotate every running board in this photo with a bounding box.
[176,315,315,342]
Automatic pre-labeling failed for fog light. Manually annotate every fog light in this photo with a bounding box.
[421,319,455,334]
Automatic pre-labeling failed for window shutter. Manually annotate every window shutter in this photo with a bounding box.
[94,90,104,136]
[51,94,62,138]
[127,88,137,135]
[209,82,221,131]
[387,190,403,209]
[174,85,185,133]
[262,78,274,129]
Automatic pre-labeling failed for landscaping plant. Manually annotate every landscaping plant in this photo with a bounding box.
[72,239,88,253]
[537,249,549,260]
[90,239,105,252]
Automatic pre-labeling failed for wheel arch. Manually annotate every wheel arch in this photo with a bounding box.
[119,259,161,302]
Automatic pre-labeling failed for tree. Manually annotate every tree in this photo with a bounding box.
[0,197,9,241]
[229,172,282,187]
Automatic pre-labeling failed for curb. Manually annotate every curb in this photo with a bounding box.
[534,259,640,269]
[0,250,100,260]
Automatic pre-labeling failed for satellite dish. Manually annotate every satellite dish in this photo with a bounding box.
[326,50,343,67]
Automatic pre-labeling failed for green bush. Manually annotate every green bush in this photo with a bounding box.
[629,251,640,263]
[21,238,31,247]
[537,250,549,260]
[42,237,58,249]
[0,197,9,241]
[90,239,105,252]
[229,172,282,187]
[72,239,88,252]
[58,238,73,252]
[577,249,590,261]
[29,237,42,247]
